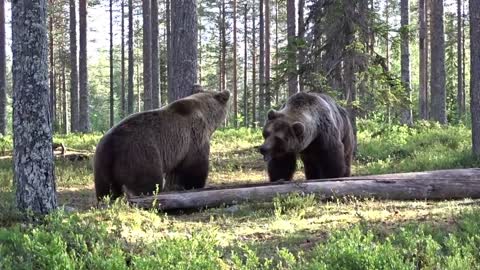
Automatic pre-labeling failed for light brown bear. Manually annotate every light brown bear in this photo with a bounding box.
[259,92,354,181]
[94,88,230,201]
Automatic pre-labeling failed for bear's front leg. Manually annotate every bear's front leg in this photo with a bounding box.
[267,153,297,182]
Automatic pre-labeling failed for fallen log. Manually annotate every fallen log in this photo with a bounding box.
[128,168,480,211]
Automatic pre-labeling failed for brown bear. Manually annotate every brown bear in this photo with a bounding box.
[259,92,354,181]
[94,88,230,201]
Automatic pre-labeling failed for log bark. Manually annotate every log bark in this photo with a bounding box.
[129,169,480,211]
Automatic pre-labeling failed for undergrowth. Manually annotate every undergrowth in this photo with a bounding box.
[0,120,479,269]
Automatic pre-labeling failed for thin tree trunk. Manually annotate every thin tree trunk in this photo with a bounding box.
[137,63,141,111]
[385,0,391,123]
[244,4,248,127]
[69,0,79,132]
[142,0,152,110]
[109,0,114,127]
[0,0,6,135]
[48,8,55,131]
[62,63,67,134]
[198,21,202,84]
[470,0,480,156]
[79,0,90,132]
[419,0,428,120]
[274,0,278,103]
[426,0,430,118]
[298,0,305,93]
[400,0,412,125]
[221,0,226,92]
[168,0,197,102]
[233,0,238,127]
[121,0,126,118]
[252,2,256,126]
[160,4,167,106]
[217,4,222,92]
[12,0,57,214]
[166,0,170,99]
[345,53,357,153]
[430,0,446,124]
[127,0,134,114]
[287,0,298,96]
[264,0,271,111]
[151,0,160,108]
[456,0,464,121]
[259,0,265,124]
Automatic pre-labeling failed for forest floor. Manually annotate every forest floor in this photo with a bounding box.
[1,120,480,269]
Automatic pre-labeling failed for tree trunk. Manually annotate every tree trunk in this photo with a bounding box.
[129,169,480,211]
[274,0,278,104]
[264,0,271,111]
[252,3,256,126]
[142,0,152,110]
[430,0,447,124]
[79,0,90,132]
[121,0,126,118]
[286,0,297,96]
[127,0,134,114]
[151,0,160,108]
[0,0,6,135]
[198,18,202,85]
[62,63,67,134]
[12,0,57,214]
[400,0,412,125]
[166,0,171,101]
[297,0,305,93]
[471,0,480,156]
[233,0,238,127]
[160,1,167,106]
[345,53,357,153]
[109,0,114,127]
[48,8,55,132]
[244,4,248,127]
[69,0,79,132]
[456,0,464,121]
[385,0,391,123]
[426,0,430,118]
[259,0,265,124]
[419,0,428,120]
[168,0,197,102]
[221,0,226,92]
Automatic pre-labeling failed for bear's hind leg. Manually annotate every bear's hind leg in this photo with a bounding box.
[301,156,325,180]
[126,169,164,196]
[267,153,297,182]
[165,150,209,191]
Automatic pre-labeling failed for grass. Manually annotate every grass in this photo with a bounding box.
[1,120,480,269]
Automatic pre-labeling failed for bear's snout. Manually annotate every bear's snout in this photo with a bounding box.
[258,145,272,162]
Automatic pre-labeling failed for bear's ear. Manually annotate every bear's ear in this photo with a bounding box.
[267,110,280,120]
[192,84,203,94]
[292,122,305,138]
[215,91,230,104]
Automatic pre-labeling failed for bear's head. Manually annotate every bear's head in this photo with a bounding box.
[258,109,305,162]
[187,88,230,131]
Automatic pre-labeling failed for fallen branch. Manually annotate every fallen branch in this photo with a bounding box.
[128,168,480,211]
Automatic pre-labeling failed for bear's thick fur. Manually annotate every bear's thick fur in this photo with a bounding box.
[94,89,230,200]
[259,92,354,181]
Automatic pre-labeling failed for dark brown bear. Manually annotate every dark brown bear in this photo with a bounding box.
[94,88,230,200]
[259,92,354,181]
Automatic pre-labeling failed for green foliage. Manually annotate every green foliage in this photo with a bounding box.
[356,120,479,175]
[1,122,480,268]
